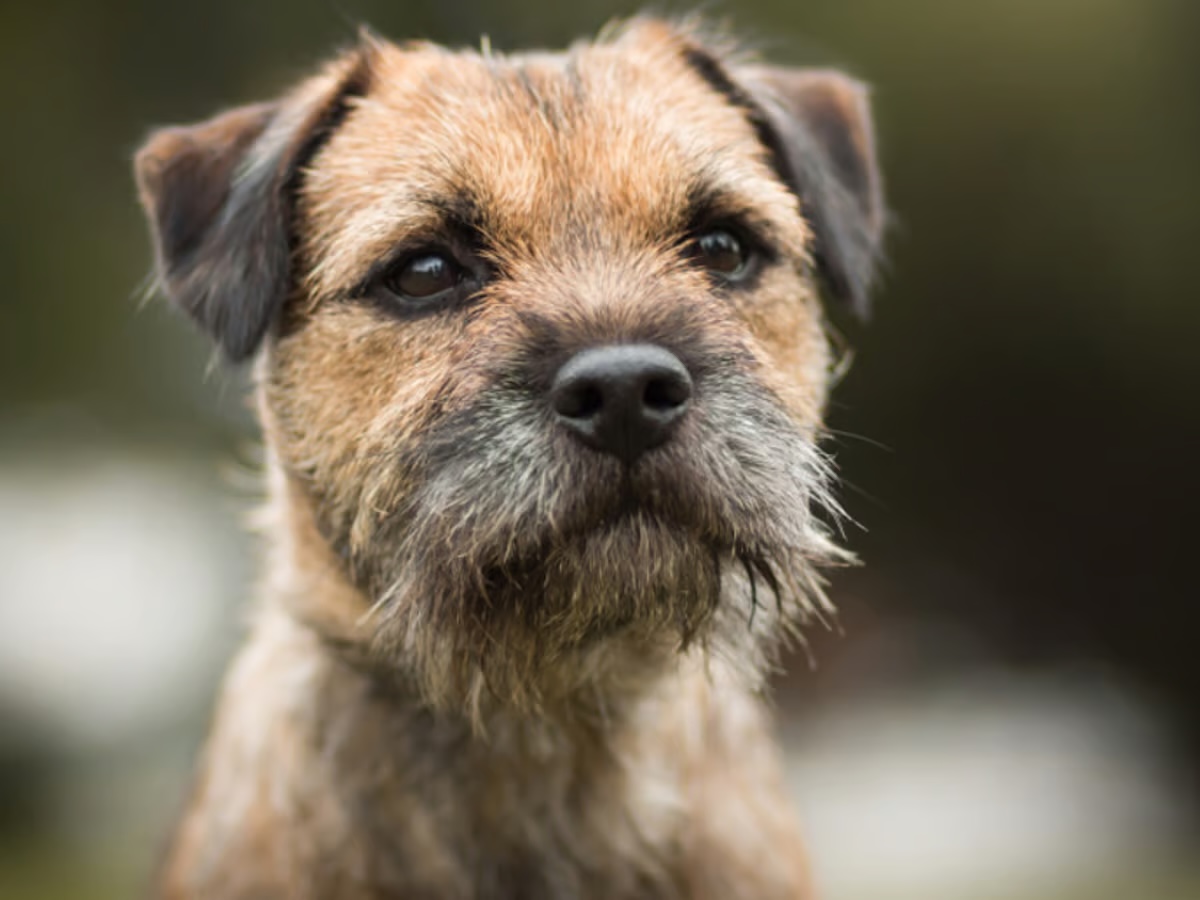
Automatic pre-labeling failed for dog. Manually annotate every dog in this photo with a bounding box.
[134,16,883,899]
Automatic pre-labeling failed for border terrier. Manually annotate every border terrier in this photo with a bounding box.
[134,16,883,899]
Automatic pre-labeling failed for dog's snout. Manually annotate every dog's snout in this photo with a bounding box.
[551,344,692,464]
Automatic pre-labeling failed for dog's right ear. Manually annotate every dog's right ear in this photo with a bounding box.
[736,65,886,319]
[133,49,372,362]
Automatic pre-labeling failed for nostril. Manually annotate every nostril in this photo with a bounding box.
[643,374,691,412]
[550,344,693,463]
[556,382,604,419]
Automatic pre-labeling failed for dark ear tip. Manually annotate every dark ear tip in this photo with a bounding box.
[826,265,875,321]
[185,284,279,364]
[218,325,269,364]
[849,282,876,321]
[851,240,892,320]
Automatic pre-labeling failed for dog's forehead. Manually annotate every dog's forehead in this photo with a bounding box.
[368,33,761,182]
[297,30,802,297]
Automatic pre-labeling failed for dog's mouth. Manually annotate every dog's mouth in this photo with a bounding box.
[351,388,843,710]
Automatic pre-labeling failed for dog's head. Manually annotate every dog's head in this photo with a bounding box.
[135,19,884,715]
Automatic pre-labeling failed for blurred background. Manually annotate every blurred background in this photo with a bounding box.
[1,0,1197,897]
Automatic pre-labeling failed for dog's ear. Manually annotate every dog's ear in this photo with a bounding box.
[735,65,885,317]
[134,50,372,361]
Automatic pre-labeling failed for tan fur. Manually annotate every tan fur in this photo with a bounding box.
[136,17,884,900]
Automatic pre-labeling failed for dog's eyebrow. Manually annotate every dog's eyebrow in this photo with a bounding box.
[681,177,787,255]
[413,189,486,235]
[683,180,746,227]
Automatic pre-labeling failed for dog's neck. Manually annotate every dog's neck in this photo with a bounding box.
[171,458,802,896]
[210,595,754,896]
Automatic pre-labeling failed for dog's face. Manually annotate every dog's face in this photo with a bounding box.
[135,19,883,713]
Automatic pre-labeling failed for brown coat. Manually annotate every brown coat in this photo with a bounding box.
[135,17,883,899]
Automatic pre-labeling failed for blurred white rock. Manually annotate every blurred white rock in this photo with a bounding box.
[783,670,1190,899]
[0,451,250,747]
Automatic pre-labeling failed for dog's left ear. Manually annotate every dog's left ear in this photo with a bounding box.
[134,49,371,362]
[736,66,885,317]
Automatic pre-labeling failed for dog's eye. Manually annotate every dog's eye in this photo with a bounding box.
[690,229,751,280]
[383,252,463,302]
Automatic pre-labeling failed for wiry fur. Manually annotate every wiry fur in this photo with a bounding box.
[135,16,883,900]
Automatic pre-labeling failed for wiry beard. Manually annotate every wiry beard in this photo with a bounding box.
[339,369,846,719]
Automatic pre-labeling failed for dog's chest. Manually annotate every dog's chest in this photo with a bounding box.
[325,696,689,899]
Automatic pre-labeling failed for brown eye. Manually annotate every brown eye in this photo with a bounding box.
[384,252,462,302]
[691,229,750,280]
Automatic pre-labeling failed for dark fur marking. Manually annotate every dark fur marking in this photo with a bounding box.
[284,59,374,259]
[680,46,780,158]
[741,550,760,630]
[496,304,737,402]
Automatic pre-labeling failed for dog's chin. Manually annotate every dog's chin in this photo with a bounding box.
[485,507,724,632]
[364,503,730,714]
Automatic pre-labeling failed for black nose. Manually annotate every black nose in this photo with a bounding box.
[550,344,693,464]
